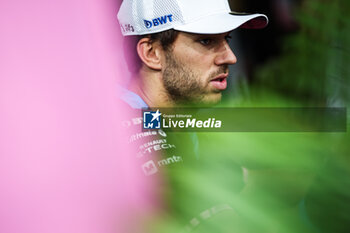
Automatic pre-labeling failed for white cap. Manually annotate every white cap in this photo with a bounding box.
[117,0,268,36]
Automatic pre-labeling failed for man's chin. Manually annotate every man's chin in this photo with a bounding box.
[203,92,223,103]
[186,93,222,107]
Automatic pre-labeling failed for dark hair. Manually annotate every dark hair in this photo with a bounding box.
[123,29,179,74]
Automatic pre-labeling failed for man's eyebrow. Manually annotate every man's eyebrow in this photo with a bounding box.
[187,33,208,38]
[186,33,231,41]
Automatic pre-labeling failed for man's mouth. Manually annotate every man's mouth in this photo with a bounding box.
[210,73,228,90]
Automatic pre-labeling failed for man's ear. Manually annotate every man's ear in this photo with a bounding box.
[136,37,163,71]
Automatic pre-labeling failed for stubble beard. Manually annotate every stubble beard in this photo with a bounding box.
[162,52,228,106]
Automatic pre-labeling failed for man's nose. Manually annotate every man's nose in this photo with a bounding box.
[214,41,237,66]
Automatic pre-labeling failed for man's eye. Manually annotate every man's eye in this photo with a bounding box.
[199,39,212,46]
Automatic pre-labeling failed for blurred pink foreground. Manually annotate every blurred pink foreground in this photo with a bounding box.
[0,0,153,232]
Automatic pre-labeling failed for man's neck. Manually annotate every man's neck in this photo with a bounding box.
[128,70,174,108]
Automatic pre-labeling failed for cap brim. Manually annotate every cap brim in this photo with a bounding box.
[174,12,268,34]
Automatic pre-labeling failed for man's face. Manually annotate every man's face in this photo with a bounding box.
[162,32,237,105]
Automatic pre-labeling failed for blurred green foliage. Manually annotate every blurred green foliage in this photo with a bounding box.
[256,0,350,106]
[152,131,337,233]
[149,0,350,232]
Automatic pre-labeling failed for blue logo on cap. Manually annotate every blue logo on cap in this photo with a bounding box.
[144,20,152,29]
[144,14,173,29]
